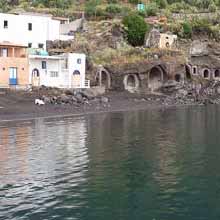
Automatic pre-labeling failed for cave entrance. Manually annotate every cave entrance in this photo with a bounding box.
[175,74,181,82]
[203,69,210,79]
[214,69,220,78]
[185,65,191,79]
[123,74,140,93]
[148,66,166,91]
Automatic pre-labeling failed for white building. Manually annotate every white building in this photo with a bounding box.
[0,12,73,50]
[29,53,90,88]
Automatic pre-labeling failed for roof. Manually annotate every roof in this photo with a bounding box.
[53,16,69,21]
[0,41,27,48]
[29,54,61,60]
[17,12,52,17]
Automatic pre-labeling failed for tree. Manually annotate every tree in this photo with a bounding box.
[85,0,101,17]
[123,13,149,46]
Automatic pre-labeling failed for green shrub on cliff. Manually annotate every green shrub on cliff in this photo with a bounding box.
[145,2,159,16]
[123,13,149,46]
[106,4,121,14]
[182,22,192,38]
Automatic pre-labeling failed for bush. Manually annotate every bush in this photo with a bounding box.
[182,22,192,38]
[191,17,211,33]
[121,6,132,16]
[128,0,139,4]
[208,2,217,12]
[85,0,101,17]
[123,13,149,46]
[106,4,121,14]
[107,0,118,3]
[145,2,158,16]
[168,2,189,13]
[155,0,167,9]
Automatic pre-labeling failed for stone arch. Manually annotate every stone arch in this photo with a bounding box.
[123,74,140,93]
[148,65,167,91]
[96,68,111,89]
[185,65,191,79]
[203,68,210,79]
[214,69,220,78]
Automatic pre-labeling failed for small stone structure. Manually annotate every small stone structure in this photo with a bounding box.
[187,40,220,81]
[145,29,177,49]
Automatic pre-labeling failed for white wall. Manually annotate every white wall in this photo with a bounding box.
[68,53,86,88]
[0,13,60,49]
[29,56,69,88]
[29,53,86,88]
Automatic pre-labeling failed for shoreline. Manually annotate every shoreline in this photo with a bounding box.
[0,90,211,123]
[0,101,200,123]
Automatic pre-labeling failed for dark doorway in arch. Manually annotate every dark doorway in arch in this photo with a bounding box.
[214,69,220,78]
[203,69,209,79]
[32,68,40,87]
[149,66,165,91]
[100,70,111,89]
[127,75,136,87]
[185,65,191,79]
[175,74,181,82]
[32,68,39,77]
[73,70,80,75]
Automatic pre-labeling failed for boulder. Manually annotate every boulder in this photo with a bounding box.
[75,93,83,103]
[190,40,209,57]
[100,96,109,103]
[60,94,71,103]
[80,89,95,100]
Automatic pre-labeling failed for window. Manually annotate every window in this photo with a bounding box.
[28,43,32,48]
[38,43,44,49]
[42,61,47,69]
[77,58,81,64]
[50,71,59,77]
[4,20,8,29]
[1,48,8,57]
[28,23,32,31]
[192,66,197,74]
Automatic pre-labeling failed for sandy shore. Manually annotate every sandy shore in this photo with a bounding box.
[0,90,199,122]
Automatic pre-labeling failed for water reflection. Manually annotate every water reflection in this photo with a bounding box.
[0,116,89,220]
[1,106,220,220]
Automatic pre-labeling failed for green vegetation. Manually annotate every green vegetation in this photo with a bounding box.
[1,0,220,43]
[123,13,149,46]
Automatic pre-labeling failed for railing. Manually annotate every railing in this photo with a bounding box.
[84,79,90,88]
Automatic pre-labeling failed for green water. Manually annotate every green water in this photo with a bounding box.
[0,106,220,220]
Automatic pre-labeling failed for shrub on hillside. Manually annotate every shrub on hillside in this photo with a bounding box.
[128,0,139,5]
[85,0,102,17]
[106,4,121,14]
[145,2,158,16]
[107,0,118,3]
[123,13,149,46]
[182,22,192,38]
[156,0,168,9]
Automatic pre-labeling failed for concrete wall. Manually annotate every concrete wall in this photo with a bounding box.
[60,18,83,34]
[29,53,86,88]
[29,56,69,88]
[0,13,61,49]
[159,34,177,49]
[0,57,29,87]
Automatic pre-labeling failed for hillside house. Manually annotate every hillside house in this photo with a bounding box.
[0,42,29,89]
[0,12,73,50]
[29,53,90,88]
